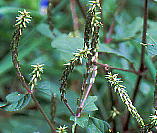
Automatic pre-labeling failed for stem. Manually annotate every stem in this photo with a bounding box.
[75,0,86,19]
[95,62,140,75]
[63,98,75,116]
[11,28,56,132]
[154,73,157,109]
[47,0,54,32]
[31,94,56,132]
[76,64,97,117]
[70,0,79,31]
[124,0,148,131]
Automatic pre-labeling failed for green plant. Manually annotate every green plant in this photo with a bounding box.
[0,0,157,132]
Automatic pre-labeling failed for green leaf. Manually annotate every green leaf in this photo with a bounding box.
[83,96,98,112]
[102,0,117,23]
[51,34,83,61]
[0,92,31,111]
[0,102,7,107]
[88,117,111,133]
[0,35,45,76]
[99,43,133,64]
[145,55,156,80]
[36,23,53,39]
[6,92,24,103]
[70,114,89,128]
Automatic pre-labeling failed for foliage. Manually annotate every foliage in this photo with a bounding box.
[0,0,157,133]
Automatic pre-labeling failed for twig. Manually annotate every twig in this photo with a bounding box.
[70,0,79,31]
[11,11,56,132]
[75,0,86,19]
[47,0,54,32]
[104,0,126,43]
[76,61,97,117]
[95,62,140,75]
[63,99,75,116]
[123,0,148,131]
[154,73,157,109]
[31,94,56,132]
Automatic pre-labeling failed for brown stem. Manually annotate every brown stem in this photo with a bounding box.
[63,98,75,116]
[70,0,79,31]
[154,73,157,109]
[47,0,54,32]
[123,0,148,131]
[95,62,140,75]
[11,27,56,132]
[75,0,86,19]
[31,94,56,132]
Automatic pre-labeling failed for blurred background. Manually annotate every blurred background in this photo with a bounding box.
[0,0,157,132]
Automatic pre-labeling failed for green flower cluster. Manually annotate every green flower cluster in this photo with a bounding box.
[56,125,68,133]
[15,9,32,28]
[149,110,157,127]
[105,72,145,127]
[29,64,44,91]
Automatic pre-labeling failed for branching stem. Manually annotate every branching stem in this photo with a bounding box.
[124,0,148,131]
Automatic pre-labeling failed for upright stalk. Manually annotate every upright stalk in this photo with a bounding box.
[124,0,148,131]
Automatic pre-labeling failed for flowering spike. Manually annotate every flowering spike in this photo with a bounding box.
[29,64,44,91]
[15,9,32,28]
[105,72,145,127]
[56,125,68,133]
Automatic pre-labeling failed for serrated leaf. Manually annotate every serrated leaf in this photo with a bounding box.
[70,114,89,128]
[83,96,98,112]
[1,92,31,111]
[88,117,111,133]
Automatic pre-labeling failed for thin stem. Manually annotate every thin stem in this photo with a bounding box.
[63,98,75,116]
[154,73,157,109]
[47,0,54,32]
[95,62,140,75]
[124,0,148,131]
[76,64,97,117]
[70,0,79,31]
[11,27,56,132]
[31,94,56,132]
[75,0,86,19]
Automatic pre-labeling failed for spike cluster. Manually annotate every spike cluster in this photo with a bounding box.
[149,110,157,127]
[105,72,145,127]
[15,9,32,28]
[56,125,68,133]
[59,0,102,116]
[29,64,44,91]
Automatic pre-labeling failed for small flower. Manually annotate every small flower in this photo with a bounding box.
[105,72,145,127]
[105,72,123,86]
[56,125,68,133]
[15,9,32,28]
[149,110,157,126]
[29,64,44,90]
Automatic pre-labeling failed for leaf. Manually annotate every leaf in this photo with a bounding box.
[36,23,53,39]
[83,96,98,112]
[0,36,46,76]
[0,102,7,107]
[6,92,24,103]
[102,0,117,23]
[70,114,89,128]
[88,117,111,133]
[0,92,31,111]
[51,34,83,61]
[99,43,133,64]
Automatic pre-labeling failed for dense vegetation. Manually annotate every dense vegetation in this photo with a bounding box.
[0,0,157,132]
